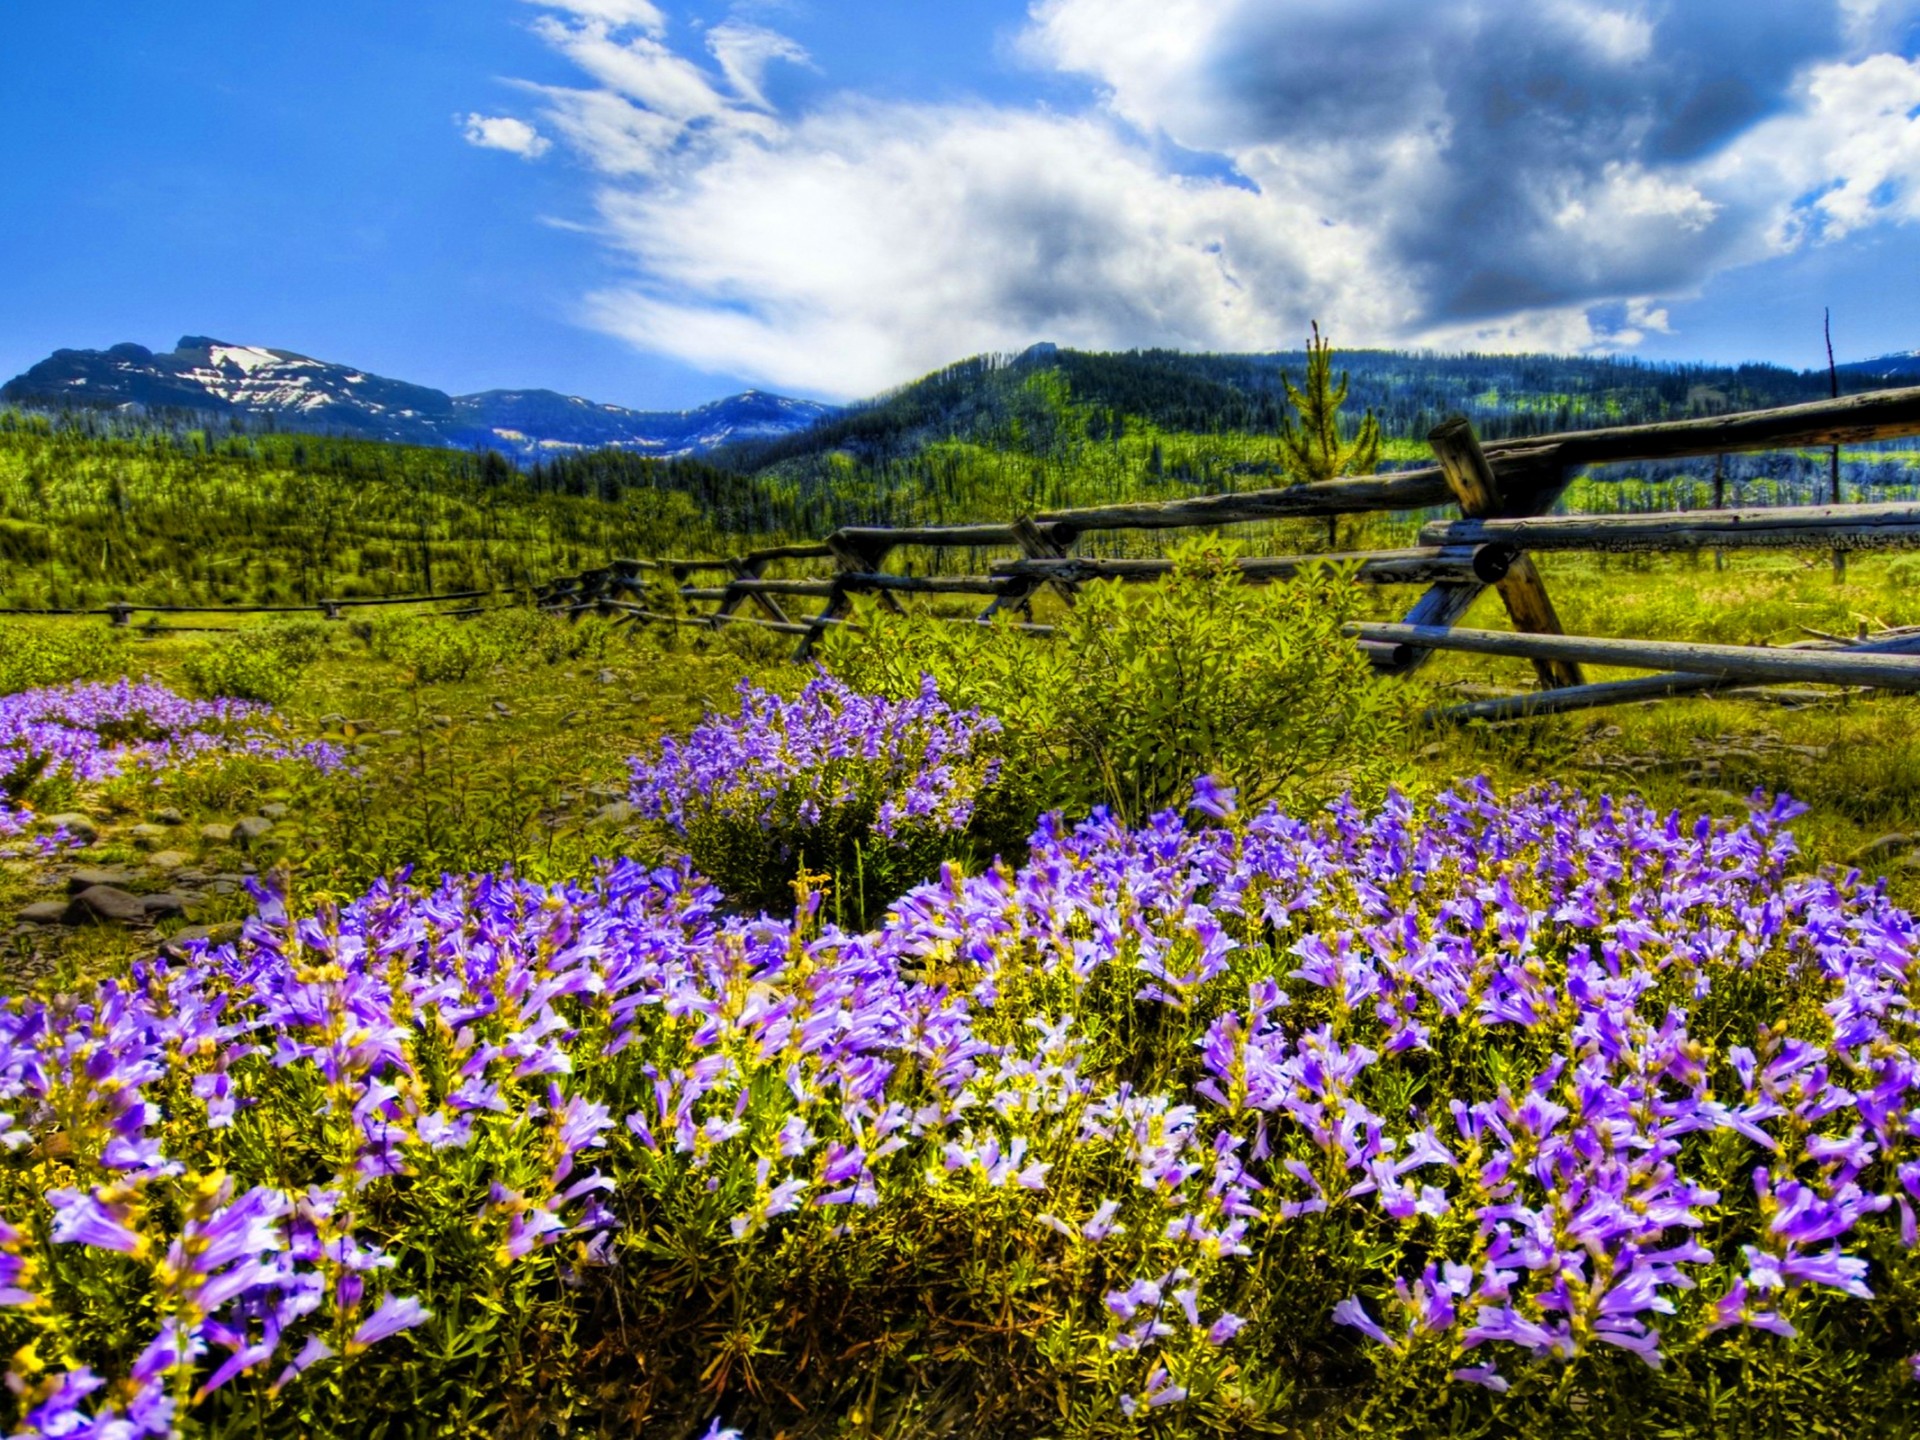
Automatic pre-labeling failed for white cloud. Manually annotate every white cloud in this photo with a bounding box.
[582,104,1398,396]
[460,113,552,159]
[498,0,1920,395]
[521,0,666,34]
[706,22,813,110]
[1712,52,1920,242]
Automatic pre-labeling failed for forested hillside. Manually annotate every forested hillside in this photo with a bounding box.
[7,342,1919,608]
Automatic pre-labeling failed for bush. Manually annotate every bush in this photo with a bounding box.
[10,785,1920,1438]
[822,537,1411,846]
[181,635,302,705]
[255,617,335,666]
[629,673,1001,922]
[0,626,121,696]
[364,610,617,682]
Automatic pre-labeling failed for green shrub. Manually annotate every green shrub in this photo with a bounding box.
[0,625,121,694]
[365,610,618,681]
[822,537,1412,845]
[364,616,494,682]
[257,617,335,666]
[180,640,300,705]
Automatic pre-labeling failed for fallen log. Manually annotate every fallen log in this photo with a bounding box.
[1430,630,1920,721]
[1349,622,1920,692]
[1482,384,1920,470]
[1420,501,1920,553]
[990,544,1517,587]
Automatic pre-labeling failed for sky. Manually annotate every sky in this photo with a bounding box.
[6,0,1920,409]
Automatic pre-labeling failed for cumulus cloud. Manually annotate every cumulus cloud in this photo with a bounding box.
[494,0,1920,395]
[460,113,552,159]
[582,104,1396,395]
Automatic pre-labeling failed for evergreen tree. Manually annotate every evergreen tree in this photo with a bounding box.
[1277,322,1383,482]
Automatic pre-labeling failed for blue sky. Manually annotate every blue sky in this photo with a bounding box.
[6,0,1920,409]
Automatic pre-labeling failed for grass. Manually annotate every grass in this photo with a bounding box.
[10,544,1920,993]
[0,611,798,991]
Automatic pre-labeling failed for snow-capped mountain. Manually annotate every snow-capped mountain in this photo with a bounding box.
[0,337,835,459]
[1834,350,1920,384]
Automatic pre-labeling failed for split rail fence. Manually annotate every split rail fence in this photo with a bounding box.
[534,384,1920,721]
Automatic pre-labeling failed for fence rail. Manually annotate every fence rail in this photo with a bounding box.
[0,588,513,626]
[535,383,1920,715]
[13,384,1920,719]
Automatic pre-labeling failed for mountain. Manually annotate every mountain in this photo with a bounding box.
[0,337,835,460]
[725,342,1855,474]
[1836,350,1920,385]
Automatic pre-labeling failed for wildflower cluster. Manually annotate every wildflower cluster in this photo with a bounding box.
[628,673,1002,918]
[6,777,1920,1434]
[0,680,343,845]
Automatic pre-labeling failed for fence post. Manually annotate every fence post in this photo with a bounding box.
[106,603,133,628]
[1423,416,1582,689]
[716,556,793,627]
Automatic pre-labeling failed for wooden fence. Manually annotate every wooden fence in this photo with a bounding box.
[534,384,1920,720]
[0,589,513,633]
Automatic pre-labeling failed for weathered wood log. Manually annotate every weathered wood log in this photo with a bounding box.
[1429,415,1581,688]
[716,556,793,626]
[700,574,1019,599]
[1419,502,1920,553]
[1024,387,1920,544]
[1348,622,1920,691]
[833,523,1036,549]
[654,558,736,574]
[855,572,1017,595]
[1484,383,1920,471]
[1430,631,1920,721]
[824,533,904,616]
[990,544,1518,587]
[1031,469,1456,532]
[612,603,821,637]
[684,580,840,601]
[738,542,835,563]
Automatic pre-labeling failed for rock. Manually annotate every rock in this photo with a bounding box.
[64,886,149,925]
[258,803,289,820]
[151,808,185,826]
[146,850,191,873]
[141,893,189,918]
[19,901,67,925]
[596,669,619,686]
[233,817,275,845]
[41,813,98,842]
[379,728,405,738]
[430,714,453,729]
[591,801,635,827]
[199,823,234,844]
[129,822,172,848]
[68,867,138,894]
[160,921,243,958]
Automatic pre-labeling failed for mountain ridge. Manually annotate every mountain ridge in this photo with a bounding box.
[0,337,836,461]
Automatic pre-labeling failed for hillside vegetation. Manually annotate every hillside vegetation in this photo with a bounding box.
[9,344,1920,611]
